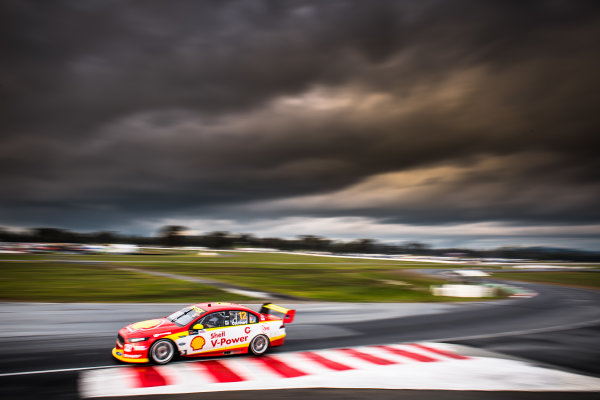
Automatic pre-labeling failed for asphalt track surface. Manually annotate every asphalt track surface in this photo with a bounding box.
[1,281,599,400]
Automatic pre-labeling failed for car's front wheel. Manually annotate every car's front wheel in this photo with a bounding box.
[149,339,175,364]
[249,334,269,356]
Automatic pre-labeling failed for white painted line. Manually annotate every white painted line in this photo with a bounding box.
[0,364,129,377]
[0,355,222,377]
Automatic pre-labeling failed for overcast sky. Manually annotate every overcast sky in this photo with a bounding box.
[2,1,599,250]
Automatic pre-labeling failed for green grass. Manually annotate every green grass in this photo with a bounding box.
[0,262,253,302]
[100,256,473,302]
[493,271,600,289]
[0,252,501,302]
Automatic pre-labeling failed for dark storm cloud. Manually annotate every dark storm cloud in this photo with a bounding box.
[1,0,599,243]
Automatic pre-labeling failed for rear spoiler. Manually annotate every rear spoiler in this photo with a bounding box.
[259,303,295,323]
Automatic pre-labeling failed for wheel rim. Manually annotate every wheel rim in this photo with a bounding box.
[252,335,268,353]
[153,341,174,363]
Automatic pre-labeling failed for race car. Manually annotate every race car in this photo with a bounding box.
[112,302,295,364]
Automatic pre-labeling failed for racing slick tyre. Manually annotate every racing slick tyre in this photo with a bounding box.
[249,334,270,356]
[149,339,175,364]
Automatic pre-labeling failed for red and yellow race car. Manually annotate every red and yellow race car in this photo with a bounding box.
[112,302,295,364]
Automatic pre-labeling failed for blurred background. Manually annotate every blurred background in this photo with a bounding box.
[1,0,599,251]
[1,1,599,399]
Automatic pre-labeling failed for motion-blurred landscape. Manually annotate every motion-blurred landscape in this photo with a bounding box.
[1,1,599,399]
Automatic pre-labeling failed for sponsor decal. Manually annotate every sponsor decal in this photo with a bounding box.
[211,331,225,339]
[191,305,205,314]
[124,344,133,352]
[261,324,271,332]
[211,336,248,347]
[133,345,148,351]
[191,336,206,351]
[130,319,164,331]
[244,327,251,334]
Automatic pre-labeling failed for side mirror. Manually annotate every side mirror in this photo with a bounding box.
[191,323,204,331]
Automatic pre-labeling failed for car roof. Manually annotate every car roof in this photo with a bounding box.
[192,302,255,314]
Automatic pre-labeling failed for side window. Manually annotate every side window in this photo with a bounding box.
[230,310,248,326]
[230,310,258,325]
[200,312,228,328]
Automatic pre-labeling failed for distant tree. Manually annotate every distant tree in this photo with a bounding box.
[34,228,74,243]
[1,224,598,261]
[0,227,24,242]
[201,231,233,249]
[261,237,290,250]
[233,233,259,247]
[402,241,431,255]
[330,238,377,254]
[158,225,187,247]
[93,231,117,244]
[297,235,332,251]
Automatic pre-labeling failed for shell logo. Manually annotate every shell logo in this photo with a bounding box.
[191,336,206,351]
[131,319,163,330]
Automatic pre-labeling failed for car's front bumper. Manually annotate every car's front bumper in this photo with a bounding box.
[112,347,149,363]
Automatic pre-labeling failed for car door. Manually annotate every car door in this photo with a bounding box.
[182,310,257,355]
[225,310,260,349]
[183,311,229,355]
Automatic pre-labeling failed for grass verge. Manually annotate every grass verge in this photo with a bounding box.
[492,271,600,290]
[114,261,476,302]
[0,252,500,302]
[0,262,253,302]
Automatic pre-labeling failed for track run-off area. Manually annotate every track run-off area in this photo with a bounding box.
[1,277,600,399]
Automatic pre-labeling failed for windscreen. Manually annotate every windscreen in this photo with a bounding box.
[166,305,205,327]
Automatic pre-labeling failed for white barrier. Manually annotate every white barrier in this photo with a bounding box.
[432,284,497,298]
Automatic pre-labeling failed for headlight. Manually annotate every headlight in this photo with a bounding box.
[129,337,149,343]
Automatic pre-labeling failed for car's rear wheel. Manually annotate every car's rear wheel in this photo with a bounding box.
[249,334,269,356]
[149,339,175,364]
